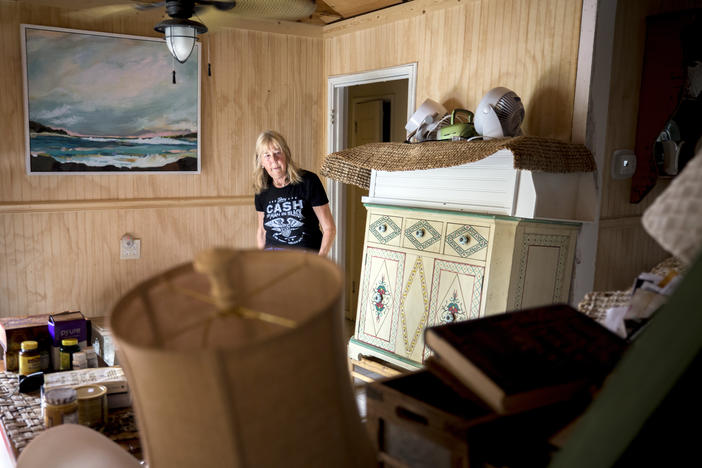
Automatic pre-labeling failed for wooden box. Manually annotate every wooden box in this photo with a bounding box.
[366,370,584,467]
[0,314,51,372]
[365,370,496,467]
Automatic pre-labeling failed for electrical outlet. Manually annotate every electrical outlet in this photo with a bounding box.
[120,234,140,260]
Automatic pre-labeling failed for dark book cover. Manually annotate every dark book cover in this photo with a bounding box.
[425,304,627,405]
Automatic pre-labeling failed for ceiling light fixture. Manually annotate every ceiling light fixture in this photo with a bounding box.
[154,18,207,64]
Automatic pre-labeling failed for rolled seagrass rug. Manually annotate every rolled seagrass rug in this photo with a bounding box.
[321,136,596,189]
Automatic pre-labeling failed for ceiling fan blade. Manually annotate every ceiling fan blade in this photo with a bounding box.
[66,3,140,20]
[197,0,237,11]
[134,1,165,10]
[64,1,162,20]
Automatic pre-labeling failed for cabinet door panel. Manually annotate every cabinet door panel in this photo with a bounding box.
[355,247,406,353]
[395,254,433,363]
[509,232,575,310]
[425,259,486,360]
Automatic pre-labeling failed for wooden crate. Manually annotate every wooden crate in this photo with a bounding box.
[365,370,497,467]
[348,355,405,384]
[366,370,585,467]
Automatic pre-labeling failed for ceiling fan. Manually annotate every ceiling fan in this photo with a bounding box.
[147,0,317,63]
[74,0,317,64]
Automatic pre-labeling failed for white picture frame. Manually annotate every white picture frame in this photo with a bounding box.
[21,24,201,174]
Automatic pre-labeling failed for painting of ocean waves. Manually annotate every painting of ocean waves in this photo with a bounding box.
[22,25,200,174]
[30,133,197,171]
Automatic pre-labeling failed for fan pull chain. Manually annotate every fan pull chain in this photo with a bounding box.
[172,55,176,84]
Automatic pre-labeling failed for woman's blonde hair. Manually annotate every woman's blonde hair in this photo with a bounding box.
[253,130,303,194]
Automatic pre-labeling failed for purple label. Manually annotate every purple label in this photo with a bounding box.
[49,319,86,345]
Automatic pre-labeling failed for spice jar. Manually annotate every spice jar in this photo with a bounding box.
[19,340,41,376]
[44,388,78,427]
[59,338,80,371]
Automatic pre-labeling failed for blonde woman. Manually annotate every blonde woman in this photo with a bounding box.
[253,130,336,256]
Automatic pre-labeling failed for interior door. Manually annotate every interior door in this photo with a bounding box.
[353,99,383,145]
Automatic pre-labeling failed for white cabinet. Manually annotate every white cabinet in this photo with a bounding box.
[348,204,579,370]
[368,149,596,222]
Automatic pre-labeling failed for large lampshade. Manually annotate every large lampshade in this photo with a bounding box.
[110,248,376,467]
[155,18,207,64]
[642,149,702,264]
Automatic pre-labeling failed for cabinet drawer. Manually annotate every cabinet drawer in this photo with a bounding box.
[443,222,491,261]
[401,218,443,253]
[367,213,404,247]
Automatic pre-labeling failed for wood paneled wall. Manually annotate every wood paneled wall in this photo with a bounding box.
[0,1,323,316]
[323,0,583,141]
[593,0,702,290]
[4,0,694,314]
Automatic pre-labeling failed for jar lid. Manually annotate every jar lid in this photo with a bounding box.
[76,384,107,400]
[20,341,38,351]
[61,338,79,346]
[45,387,77,405]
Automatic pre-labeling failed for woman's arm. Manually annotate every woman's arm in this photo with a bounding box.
[256,211,266,249]
[313,203,336,257]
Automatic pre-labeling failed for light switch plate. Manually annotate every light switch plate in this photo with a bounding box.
[612,149,637,179]
[120,235,140,259]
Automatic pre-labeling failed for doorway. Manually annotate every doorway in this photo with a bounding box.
[326,64,417,321]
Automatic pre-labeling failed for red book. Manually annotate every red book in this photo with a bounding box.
[424,304,627,414]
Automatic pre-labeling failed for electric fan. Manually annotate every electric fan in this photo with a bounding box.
[405,98,447,142]
[474,87,525,138]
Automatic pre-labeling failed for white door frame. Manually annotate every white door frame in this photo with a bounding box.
[326,63,417,272]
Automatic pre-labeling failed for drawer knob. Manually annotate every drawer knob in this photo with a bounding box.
[414,228,425,238]
[377,224,387,233]
[373,292,383,303]
[458,235,469,245]
[441,311,456,323]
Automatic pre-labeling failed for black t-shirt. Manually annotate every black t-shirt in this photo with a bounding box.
[254,170,329,251]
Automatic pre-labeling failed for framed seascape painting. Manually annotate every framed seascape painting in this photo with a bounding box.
[21,24,200,174]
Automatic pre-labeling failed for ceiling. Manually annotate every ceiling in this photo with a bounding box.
[14,1,408,27]
[306,0,405,24]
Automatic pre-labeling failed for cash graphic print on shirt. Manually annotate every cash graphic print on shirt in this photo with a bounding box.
[255,170,328,251]
[264,196,306,245]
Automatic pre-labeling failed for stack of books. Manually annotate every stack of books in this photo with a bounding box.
[423,304,628,415]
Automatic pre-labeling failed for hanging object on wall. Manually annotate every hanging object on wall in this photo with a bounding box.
[631,10,702,203]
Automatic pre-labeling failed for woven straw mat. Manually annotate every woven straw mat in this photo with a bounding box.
[0,371,139,458]
[577,257,686,322]
[0,372,43,454]
[320,136,596,189]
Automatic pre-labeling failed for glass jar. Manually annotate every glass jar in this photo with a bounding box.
[76,384,108,428]
[19,340,41,376]
[44,387,78,427]
[59,338,80,371]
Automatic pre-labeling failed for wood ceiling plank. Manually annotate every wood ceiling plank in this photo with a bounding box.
[325,0,403,19]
